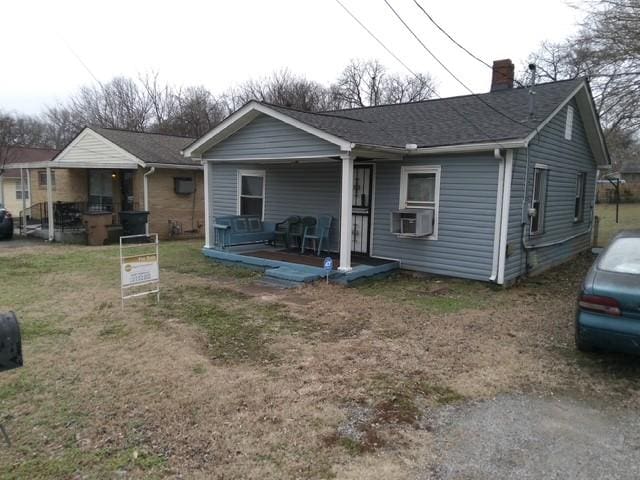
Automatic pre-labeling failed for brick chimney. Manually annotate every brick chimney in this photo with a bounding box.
[490,59,514,91]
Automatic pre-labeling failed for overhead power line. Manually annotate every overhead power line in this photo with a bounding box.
[332,0,509,147]
[383,0,526,128]
[411,0,526,88]
[334,0,421,78]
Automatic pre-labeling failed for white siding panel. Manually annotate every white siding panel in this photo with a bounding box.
[55,130,138,167]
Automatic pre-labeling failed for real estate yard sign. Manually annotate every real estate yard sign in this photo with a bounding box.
[120,234,160,307]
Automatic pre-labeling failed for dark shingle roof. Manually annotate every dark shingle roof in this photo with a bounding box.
[1,146,59,177]
[94,128,198,166]
[264,78,583,149]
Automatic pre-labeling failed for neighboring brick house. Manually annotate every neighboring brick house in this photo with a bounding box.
[0,146,60,215]
[13,128,204,241]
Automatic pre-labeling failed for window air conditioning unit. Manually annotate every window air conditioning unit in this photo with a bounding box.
[390,209,434,237]
[174,177,195,195]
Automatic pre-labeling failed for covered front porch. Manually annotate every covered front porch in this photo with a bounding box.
[203,153,389,270]
[14,162,146,243]
[202,244,398,284]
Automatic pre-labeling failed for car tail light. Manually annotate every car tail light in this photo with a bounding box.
[579,294,622,316]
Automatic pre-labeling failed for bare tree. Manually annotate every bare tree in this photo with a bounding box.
[66,77,151,131]
[330,59,436,109]
[172,86,228,138]
[523,0,640,166]
[227,69,331,112]
[140,72,179,134]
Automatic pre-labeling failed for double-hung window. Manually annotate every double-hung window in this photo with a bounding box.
[15,180,29,200]
[530,166,549,235]
[574,172,586,222]
[399,165,440,238]
[237,170,265,219]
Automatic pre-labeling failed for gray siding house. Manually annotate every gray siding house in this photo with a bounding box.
[184,62,609,285]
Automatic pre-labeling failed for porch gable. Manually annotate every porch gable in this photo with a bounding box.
[53,128,141,169]
[202,113,342,161]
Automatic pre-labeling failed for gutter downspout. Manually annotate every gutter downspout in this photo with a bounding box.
[143,167,155,235]
[490,149,505,282]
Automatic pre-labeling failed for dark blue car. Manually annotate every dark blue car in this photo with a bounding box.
[576,230,640,354]
[0,206,13,240]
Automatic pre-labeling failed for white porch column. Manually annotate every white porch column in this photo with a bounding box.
[46,167,54,242]
[339,153,354,272]
[203,160,211,248]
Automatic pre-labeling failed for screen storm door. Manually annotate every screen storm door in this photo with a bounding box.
[238,170,265,219]
[351,165,373,255]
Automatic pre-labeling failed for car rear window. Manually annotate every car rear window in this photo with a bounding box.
[599,237,640,274]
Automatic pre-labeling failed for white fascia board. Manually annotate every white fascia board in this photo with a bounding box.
[146,163,203,170]
[407,140,525,155]
[200,154,340,164]
[183,101,353,157]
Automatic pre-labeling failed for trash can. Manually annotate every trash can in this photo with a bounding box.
[120,211,149,237]
[82,212,113,246]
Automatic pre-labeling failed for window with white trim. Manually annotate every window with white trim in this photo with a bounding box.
[565,105,574,140]
[15,180,29,200]
[399,165,440,237]
[574,172,587,222]
[237,170,265,219]
[530,166,549,235]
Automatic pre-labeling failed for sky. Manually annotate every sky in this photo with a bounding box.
[1,0,587,115]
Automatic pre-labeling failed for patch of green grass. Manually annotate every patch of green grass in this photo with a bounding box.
[595,203,640,246]
[159,241,258,280]
[192,364,206,375]
[3,446,167,480]
[414,381,465,405]
[21,319,73,340]
[97,322,129,338]
[151,286,308,363]
[369,373,465,408]
[0,371,40,401]
[355,272,497,314]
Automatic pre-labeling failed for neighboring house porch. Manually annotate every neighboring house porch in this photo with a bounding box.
[14,127,204,243]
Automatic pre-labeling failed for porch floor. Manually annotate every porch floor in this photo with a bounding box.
[202,245,398,284]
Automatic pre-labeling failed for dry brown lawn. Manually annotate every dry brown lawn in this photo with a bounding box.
[1,239,639,479]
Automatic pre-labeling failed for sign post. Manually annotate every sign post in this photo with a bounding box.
[323,257,333,284]
[120,234,160,307]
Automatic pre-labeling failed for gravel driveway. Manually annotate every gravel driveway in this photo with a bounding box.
[424,395,640,480]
